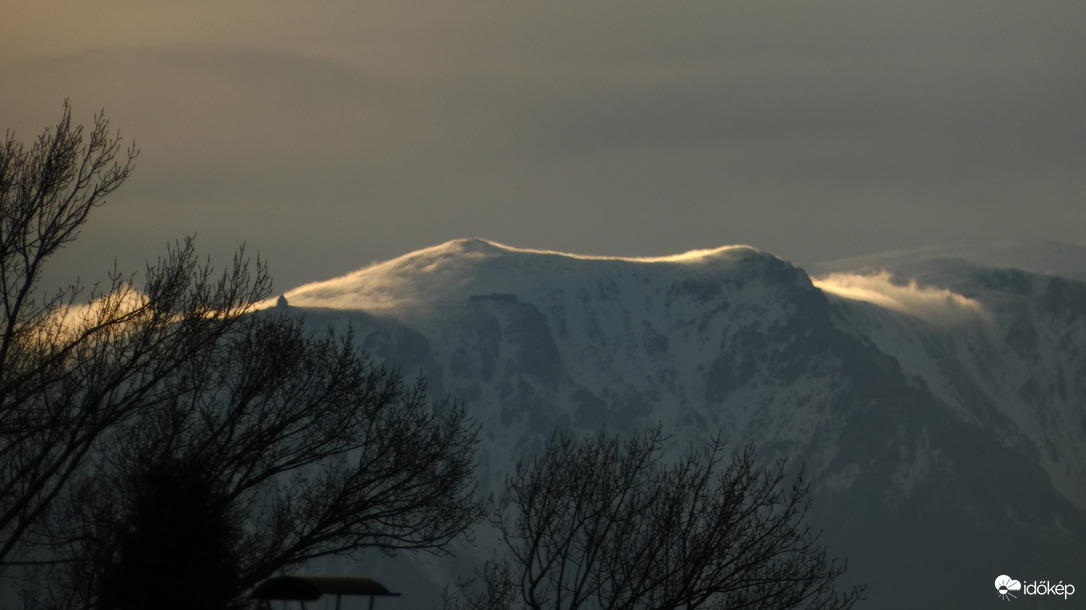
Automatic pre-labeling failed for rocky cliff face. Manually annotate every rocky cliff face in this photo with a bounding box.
[285,239,1086,609]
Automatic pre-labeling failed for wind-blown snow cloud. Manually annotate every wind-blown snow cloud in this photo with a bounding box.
[280,239,764,310]
[812,271,990,326]
[50,287,147,330]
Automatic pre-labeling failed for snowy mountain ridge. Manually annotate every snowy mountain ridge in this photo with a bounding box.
[279,239,1086,609]
[284,238,767,310]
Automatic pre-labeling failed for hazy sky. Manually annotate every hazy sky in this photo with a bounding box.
[5,1,1085,294]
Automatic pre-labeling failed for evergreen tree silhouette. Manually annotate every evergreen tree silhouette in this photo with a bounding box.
[96,457,242,610]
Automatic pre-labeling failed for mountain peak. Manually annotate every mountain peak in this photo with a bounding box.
[429,237,510,256]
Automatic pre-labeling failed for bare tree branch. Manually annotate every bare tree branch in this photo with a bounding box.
[0,104,274,578]
[448,429,863,610]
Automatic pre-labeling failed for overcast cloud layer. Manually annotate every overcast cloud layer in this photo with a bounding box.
[4,1,1085,293]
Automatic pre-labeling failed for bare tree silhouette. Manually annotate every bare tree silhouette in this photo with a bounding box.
[447,429,862,610]
[2,104,483,609]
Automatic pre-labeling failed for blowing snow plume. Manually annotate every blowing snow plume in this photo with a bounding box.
[812,271,991,326]
[280,239,764,311]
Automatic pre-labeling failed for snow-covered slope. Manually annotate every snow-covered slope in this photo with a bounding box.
[281,239,1086,610]
[816,256,1086,511]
